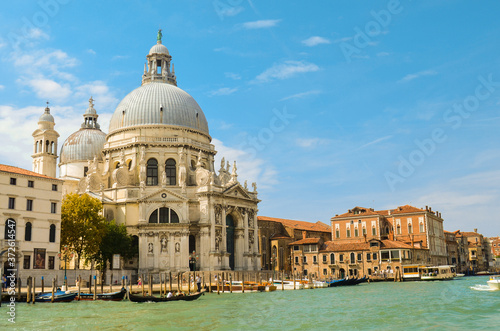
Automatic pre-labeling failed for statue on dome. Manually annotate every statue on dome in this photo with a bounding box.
[157,29,162,43]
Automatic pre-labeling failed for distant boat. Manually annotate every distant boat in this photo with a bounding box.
[75,288,127,301]
[128,291,203,303]
[402,265,455,281]
[273,280,305,290]
[35,290,77,303]
[487,275,500,290]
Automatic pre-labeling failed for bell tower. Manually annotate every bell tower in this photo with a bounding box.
[32,102,59,178]
[142,29,177,86]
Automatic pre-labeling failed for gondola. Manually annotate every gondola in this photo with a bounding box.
[35,290,77,302]
[76,288,127,301]
[327,278,348,287]
[128,291,203,303]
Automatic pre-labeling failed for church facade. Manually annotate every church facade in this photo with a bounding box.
[32,31,261,273]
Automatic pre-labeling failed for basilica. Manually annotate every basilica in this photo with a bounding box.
[31,31,261,273]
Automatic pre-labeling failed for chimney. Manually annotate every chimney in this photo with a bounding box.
[302,231,307,239]
[425,205,428,211]
[363,233,367,243]
[411,235,414,248]
[474,228,478,233]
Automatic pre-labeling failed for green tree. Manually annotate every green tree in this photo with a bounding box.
[61,193,107,268]
[92,220,136,274]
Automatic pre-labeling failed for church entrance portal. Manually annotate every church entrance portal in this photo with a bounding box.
[226,215,235,270]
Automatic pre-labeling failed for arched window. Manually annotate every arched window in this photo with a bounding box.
[146,159,158,186]
[25,222,32,241]
[330,253,335,264]
[350,252,355,264]
[165,159,176,185]
[4,219,16,239]
[49,224,56,242]
[148,208,179,223]
[45,140,49,153]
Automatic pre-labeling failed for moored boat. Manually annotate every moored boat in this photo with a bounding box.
[420,266,455,281]
[273,280,305,290]
[35,290,77,303]
[487,275,500,290]
[128,291,203,303]
[75,288,127,301]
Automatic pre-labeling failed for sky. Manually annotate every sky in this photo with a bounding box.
[0,0,499,236]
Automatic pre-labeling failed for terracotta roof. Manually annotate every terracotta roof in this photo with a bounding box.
[0,164,59,180]
[289,237,321,245]
[461,232,481,237]
[389,205,425,215]
[332,206,380,218]
[321,239,419,252]
[258,216,331,233]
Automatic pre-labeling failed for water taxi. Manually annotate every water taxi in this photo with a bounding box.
[402,265,455,281]
[487,275,500,290]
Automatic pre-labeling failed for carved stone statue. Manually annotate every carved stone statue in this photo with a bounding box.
[160,237,167,253]
[252,182,257,192]
[244,180,248,190]
[161,170,167,187]
[148,242,153,253]
[175,242,180,253]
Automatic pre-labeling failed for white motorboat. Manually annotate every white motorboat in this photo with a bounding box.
[420,266,455,280]
[487,275,500,290]
[273,280,304,290]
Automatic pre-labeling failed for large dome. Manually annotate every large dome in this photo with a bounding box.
[60,128,107,163]
[108,82,209,135]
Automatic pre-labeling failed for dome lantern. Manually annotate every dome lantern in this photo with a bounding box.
[142,29,177,86]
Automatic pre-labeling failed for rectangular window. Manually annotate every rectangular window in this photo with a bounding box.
[396,225,401,235]
[84,166,89,177]
[23,256,30,269]
[420,222,425,233]
[295,256,299,264]
[10,178,17,185]
[335,230,340,238]
[48,256,55,270]
[51,202,57,214]
[408,223,413,234]
[322,254,327,263]
[8,197,15,209]
[372,227,377,236]
[293,245,299,251]
[366,253,371,261]
[373,253,377,260]
[354,228,359,237]
[27,199,33,211]
[313,255,317,264]
[362,227,366,235]
[52,184,58,191]
[381,251,390,260]
[28,180,34,188]
[303,256,307,264]
[357,253,362,261]
[323,268,327,276]
[346,229,351,237]
[339,254,344,262]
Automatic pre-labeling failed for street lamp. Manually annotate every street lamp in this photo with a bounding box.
[58,245,73,290]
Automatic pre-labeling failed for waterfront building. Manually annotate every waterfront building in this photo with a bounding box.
[461,230,490,272]
[257,216,331,272]
[444,230,460,267]
[30,31,261,274]
[489,236,500,258]
[0,164,62,279]
[331,205,447,266]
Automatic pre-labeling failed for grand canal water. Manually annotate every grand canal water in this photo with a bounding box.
[2,276,499,330]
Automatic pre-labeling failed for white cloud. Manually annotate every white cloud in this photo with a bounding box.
[218,6,244,18]
[75,80,119,113]
[334,36,353,43]
[87,49,96,55]
[254,61,319,83]
[12,49,78,81]
[296,138,331,148]
[208,87,238,97]
[398,70,437,83]
[212,138,278,189]
[377,52,390,57]
[0,85,4,90]
[302,36,330,47]
[242,19,281,29]
[357,135,393,150]
[280,90,321,101]
[26,79,72,100]
[225,72,241,80]
[27,28,49,40]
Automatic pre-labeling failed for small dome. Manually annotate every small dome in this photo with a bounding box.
[39,107,54,123]
[108,82,209,135]
[60,128,106,163]
[149,43,169,56]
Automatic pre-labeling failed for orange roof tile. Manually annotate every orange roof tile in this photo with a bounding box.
[270,234,292,240]
[258,216,331,233]
[321,239,420,252]
[389,205,426,215]
[0,164,59,180]
[461,232,481,237]
[289,238,321,245]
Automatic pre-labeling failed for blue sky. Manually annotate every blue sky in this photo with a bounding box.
[0,0,499,236]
